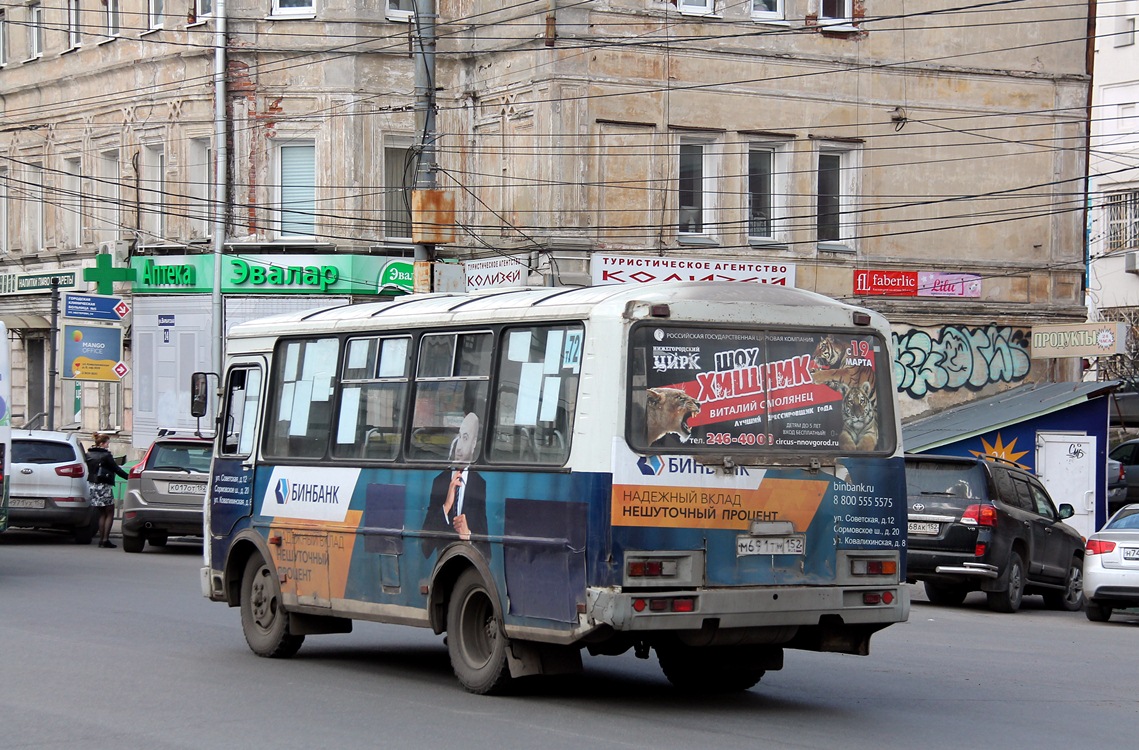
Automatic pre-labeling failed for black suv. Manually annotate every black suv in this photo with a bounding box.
[905,455,1085,613]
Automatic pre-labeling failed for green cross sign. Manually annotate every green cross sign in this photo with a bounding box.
[84,252,137,295]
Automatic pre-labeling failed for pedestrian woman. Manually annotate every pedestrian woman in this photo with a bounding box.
[86,432,128,548]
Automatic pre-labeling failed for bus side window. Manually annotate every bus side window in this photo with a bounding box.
[409,332,491,461]
[264,338,339,459]
[220,366,262,457]
[489,325,581,465]
[333,336,410,460]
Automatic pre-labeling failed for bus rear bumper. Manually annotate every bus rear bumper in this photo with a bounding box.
[586,584,910,634]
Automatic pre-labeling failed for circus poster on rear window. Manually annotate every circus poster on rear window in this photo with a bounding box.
[627,326,893,454]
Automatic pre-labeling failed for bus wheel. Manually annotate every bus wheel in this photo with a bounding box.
[447,568,511,694]
[657,645,765,693]
[240,554,304,658]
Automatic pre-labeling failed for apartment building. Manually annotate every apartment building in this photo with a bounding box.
[0,0,1094,448]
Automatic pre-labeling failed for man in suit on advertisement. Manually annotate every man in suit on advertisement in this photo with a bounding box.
[422,412,489,561]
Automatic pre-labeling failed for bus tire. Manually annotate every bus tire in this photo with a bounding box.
[657,645,765,693]
[240,554,304,658]
[447,568,511,695]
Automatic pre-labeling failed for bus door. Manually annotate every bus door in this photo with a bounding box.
[208,361,264,541]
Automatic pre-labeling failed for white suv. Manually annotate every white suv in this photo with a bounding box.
[8,430,97,544]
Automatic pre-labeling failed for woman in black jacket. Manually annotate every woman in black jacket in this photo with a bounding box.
[86,433,129,548]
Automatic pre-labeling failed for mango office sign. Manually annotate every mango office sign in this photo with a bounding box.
[131,255,395,294]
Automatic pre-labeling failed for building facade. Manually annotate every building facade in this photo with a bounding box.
[0,0,1094,453]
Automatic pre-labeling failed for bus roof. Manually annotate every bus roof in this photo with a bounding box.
[226,282,879,339]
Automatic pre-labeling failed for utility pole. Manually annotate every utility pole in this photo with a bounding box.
[412,0,437,290]
[211,0,228,381]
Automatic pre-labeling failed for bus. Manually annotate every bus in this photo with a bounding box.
[1,321,10,532]
[196,282,908,694]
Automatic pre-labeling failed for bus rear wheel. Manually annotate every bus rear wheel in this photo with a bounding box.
[657,645,766,693]
[240,554,304,658]
[447,569,511,695]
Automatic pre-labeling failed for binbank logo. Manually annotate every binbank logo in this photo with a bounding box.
[637,455,664,476]
[260,467,361,523]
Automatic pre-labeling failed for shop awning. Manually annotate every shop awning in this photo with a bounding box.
[0,313,51,330]
[902,380,1120,453]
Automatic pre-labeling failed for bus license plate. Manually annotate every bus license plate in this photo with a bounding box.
[737,535,804,556]
[908,522,940,535]
[168,483,206,495]
[9,497,45,509]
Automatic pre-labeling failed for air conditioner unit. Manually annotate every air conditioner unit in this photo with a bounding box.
[98,240,130,265]
[1125,250,1139,274]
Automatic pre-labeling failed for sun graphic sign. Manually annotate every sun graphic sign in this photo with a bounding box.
[968,433,1031,469]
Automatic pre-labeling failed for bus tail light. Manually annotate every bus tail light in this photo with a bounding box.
[863,591,896,606]
[851,559,897,576]
[628,559,679,578]
[632,597,697,613]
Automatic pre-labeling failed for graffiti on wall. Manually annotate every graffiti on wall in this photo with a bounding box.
[893,325,1031,398]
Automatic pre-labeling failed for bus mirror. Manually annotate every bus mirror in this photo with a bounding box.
[191,372,211,418]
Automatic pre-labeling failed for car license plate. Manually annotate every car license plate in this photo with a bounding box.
[737,535,805,556]
[1124,548,1139,561]
[908,521,940,535]
[167,482,206,495]
[9,497,45,509]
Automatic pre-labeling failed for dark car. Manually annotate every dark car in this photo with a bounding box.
[121,430,213,553]
[905,454,1085,613]
[1107,439,1139,516]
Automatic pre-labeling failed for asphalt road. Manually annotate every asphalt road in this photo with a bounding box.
[2,529,1137,750]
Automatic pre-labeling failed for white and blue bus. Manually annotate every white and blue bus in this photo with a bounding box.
[196,282,908,693]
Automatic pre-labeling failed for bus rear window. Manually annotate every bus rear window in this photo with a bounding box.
[627,326,895,454]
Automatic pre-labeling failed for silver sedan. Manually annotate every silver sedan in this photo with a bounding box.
[1084,503,1139,622]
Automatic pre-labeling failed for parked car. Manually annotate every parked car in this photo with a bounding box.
[1083,503,1139,622]
[7,430,96,543]
[905,454,1086,613]
[1107,457,1127,517]
[1107,439,1139,516]
[121,430,213,553]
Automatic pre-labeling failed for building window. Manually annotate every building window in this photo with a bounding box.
[149,0,165,29]
[816,144,858,247]
[678,138,719,236]
[273,0,314,17]
[820,0,852,24]
[188,137,214,238]
[387,0,412,21]
[28,2,43,59]
[26,163,44,252]
[106,0,121,36]
[278,142,316,238]
[1117,17,1136,47]
[194,0,213,20]
[0,12,7,65]
[142,144,166,239]
[384,144,413,240]
[748,142,789,242]
[1106,190,1139,251]
[752,0,783,21]
[67,0,81,48]
[0,168,8,255]
[97,149,120,244]
[678,0,714,16]
[63,157,84,249]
